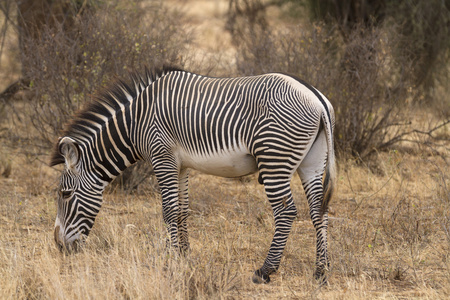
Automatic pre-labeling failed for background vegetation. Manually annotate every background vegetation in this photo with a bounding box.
[0,0,449,298]
[227,0,449,161]
[2,0,192,145]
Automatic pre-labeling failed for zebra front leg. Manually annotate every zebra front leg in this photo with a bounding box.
[253,182,298,284]
[152,158,181,251]
[178,169,190,255]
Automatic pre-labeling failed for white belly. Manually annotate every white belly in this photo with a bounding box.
[178,146,258,177]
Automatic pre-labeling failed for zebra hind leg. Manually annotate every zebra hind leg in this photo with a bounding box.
[252,181,298,284]
[302,175,329,283]
[297,131,330,283]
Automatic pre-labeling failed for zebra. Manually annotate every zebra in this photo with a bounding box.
[51,66,336,284]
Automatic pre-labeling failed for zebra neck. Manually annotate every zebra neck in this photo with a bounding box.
[85,107,142,183]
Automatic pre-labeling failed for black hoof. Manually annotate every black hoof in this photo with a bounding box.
[252,269,270,284]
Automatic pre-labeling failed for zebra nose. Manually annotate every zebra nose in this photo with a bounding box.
[54,225,63,249]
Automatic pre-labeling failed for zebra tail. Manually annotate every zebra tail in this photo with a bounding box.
[320,113,336,218]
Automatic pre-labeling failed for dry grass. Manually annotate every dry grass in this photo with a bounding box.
[0,127,449,299]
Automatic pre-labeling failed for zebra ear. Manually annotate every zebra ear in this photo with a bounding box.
[58,137,81,169]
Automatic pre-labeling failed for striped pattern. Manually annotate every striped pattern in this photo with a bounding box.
[51,67,336,283]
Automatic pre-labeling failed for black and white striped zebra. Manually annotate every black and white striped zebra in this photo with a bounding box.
[51,66,336,284]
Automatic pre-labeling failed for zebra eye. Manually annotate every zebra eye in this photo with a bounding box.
[61,190,73,199]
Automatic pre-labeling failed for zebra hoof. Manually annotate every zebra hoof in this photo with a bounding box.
[252,270,270,284]
[314,269,328,285]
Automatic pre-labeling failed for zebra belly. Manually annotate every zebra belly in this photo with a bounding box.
[179,148,258,178]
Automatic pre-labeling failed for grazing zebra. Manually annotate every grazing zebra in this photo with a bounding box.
[51,66,336,284]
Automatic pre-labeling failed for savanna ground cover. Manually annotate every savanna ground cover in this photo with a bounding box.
[0,0,449,299]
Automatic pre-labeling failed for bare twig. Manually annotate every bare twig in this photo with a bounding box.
[377,119,450,153]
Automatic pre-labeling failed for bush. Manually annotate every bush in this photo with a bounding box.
[231,19,415,160]
[227,0,450,164]
[301,0,450,94]
[387,0,450,92]
[16,0,192,145]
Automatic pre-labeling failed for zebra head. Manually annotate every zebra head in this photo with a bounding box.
[52,137,104,252]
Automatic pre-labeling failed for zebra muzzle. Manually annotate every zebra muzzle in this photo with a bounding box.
[54,225,64,250]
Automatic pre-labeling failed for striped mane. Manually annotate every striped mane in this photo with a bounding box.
[50,65,184,166]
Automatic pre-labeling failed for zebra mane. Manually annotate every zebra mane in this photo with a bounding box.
[50,65,184,167]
